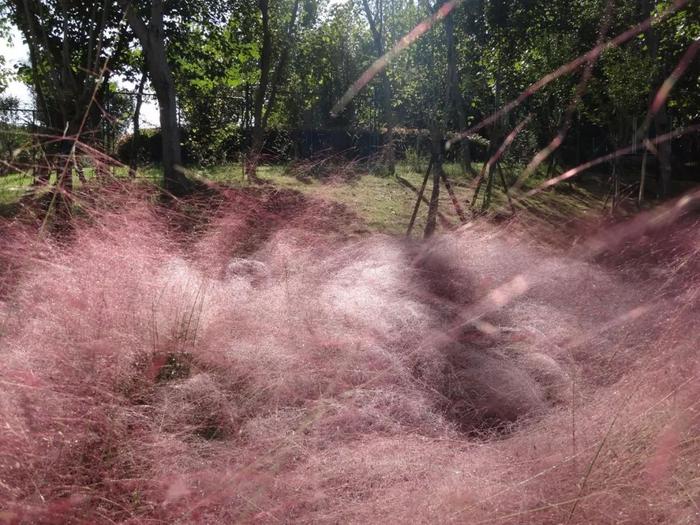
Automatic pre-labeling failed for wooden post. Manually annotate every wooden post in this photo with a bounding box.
[406,156,433,236]
[497,162,515,214]
[441,170,466,223]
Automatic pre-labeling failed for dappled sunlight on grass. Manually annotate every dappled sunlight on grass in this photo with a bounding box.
[0,160,635,236]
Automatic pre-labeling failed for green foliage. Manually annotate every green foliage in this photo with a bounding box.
[2,0,127,136]
[280,0,369,128]
[0,11,13,93]
[1,0,697,179]
[169,2,260,163]
[116,129,162,165]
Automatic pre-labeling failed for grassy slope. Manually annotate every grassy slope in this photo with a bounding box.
[0,161,611,236]
[184,161,610,236]
[224,163,613,239]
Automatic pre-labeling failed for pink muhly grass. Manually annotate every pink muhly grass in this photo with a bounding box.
[0,183,698,523]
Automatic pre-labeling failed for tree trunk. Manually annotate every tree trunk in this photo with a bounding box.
[471,121,500,209]
[245,126,265,183]
[155,74,185,192]
[362,0,395,175]
[246,0,273,182]
[643,0,672,199]
[246,0,301,182]
[443,8,473,175]
[121,0,189,194]
[130,67,147,178]
[379,72,396,175]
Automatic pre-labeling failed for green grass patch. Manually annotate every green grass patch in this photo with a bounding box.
[0,160,609,234]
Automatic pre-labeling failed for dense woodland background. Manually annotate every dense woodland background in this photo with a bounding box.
[0,0,697,206]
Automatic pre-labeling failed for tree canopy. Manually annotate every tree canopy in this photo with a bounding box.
[0,0,697,196]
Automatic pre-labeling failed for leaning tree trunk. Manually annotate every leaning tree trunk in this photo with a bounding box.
[121,0,189,195]
[246,0,300,183]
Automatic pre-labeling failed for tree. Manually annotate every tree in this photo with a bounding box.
[280,1,367,131]
[245,0,317,181]
[119,0,191,194]
[360,0,397,174]
[170,3,259,165]
[3,0,128,190]
[412,0,463,236]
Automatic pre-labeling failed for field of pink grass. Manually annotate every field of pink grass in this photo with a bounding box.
[0,185,698,524]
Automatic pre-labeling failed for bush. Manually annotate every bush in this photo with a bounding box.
[116,128,163,165]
